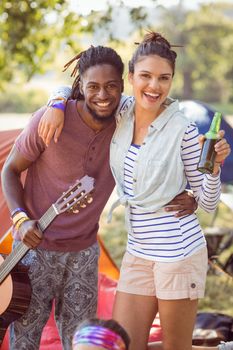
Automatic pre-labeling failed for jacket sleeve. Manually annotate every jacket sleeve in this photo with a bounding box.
[47,86,72,104]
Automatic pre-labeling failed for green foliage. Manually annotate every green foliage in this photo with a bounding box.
[0,0,84,87]
[198,275,233,316]
[106,2,233,103]
[157,3,233,102]
[0,85,48,113]
[1,1,233,104]
[100,207,127,268]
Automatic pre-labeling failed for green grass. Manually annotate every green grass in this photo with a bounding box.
[198,274,233,316]
[99,203,233,316]
[100,207,127,268]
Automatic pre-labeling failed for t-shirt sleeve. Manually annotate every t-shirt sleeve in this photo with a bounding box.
[15,107,47,162]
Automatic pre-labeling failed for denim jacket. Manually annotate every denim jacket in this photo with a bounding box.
[109,98,191,221]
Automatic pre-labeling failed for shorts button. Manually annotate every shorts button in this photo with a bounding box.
[191,283,196,288]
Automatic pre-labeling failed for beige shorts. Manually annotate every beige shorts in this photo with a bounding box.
[117,247,208,300]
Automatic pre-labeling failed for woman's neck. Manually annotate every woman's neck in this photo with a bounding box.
[132,104,165,144]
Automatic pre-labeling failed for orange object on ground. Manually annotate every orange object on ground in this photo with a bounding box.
[0,229,13,255]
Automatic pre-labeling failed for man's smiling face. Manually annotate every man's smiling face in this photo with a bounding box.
[81,64,123,122]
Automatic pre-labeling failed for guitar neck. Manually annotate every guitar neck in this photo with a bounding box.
[0,205,58,284]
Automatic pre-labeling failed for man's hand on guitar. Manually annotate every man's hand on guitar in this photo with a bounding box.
[38,107,65,147]
[164,190,197,217]
[19,220,43,249]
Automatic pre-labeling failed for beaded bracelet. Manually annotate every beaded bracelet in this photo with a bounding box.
[14,217,30,231]
[12,211,29,226]
[11,207,27,218]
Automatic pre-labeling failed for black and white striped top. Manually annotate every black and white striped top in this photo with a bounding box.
[123,123,221,262]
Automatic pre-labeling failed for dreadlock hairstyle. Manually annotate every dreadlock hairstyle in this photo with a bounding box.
[129,31,180,76]
[63,46,124,100]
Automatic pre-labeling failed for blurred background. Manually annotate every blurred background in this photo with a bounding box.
[0,0,233,114]
[0,0,233,317]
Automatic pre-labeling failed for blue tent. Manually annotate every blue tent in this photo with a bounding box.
[179,100,233,184]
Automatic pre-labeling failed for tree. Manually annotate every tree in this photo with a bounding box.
[0,0,84,87]
[0,0,159,87]
[158,2,233,102]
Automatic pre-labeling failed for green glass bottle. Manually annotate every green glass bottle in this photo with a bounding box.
[197,111,222,174]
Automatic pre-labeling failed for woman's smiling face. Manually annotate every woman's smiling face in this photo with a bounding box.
[128,54,173,115]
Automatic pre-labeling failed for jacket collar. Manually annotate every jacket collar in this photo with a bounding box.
[121,97,180,131]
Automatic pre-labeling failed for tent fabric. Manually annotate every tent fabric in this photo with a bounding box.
[0,129,22,238]
[0,129,162,348]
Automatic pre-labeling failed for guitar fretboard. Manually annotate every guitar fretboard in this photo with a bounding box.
[0,205,57,284]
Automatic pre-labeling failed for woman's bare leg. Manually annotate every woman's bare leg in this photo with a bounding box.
[113,291,158,350]
[158,298,198,350]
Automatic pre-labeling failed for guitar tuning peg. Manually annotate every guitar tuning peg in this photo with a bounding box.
[72,208,79,213]
[85,195,93,204]
[80,203,87,208]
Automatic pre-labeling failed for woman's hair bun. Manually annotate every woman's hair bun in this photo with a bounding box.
[142,31,171,49]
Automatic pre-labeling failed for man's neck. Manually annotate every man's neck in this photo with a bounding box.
[77,101,114,132]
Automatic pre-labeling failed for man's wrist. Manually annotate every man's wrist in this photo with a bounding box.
[48,101,66,112]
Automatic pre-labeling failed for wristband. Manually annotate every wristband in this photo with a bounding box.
[12,211,29,225]
[49,101,66,112]
[14,217,30,231]
[11,207,27,218]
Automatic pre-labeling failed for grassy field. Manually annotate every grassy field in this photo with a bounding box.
[99,200,233,316]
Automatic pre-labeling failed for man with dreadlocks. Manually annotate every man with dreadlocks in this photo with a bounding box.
[2,44,197,350]
[1,46,127,350]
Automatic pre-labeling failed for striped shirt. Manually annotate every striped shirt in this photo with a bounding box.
[123,123,221,262]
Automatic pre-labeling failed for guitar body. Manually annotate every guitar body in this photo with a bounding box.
[0,175,94,346]
[0,255,31,346]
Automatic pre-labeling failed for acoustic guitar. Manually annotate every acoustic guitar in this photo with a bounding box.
[0,175,94,346]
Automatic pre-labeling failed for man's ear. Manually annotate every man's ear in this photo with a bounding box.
[121,79,124,93]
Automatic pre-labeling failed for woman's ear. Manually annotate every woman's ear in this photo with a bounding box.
[128,72,133,85]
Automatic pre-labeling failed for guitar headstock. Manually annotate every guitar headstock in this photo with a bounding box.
[54,175,95,214]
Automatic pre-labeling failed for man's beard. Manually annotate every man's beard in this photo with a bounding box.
[86,104,117,123]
